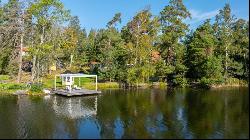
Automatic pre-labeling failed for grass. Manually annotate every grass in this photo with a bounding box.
[82,82,119,90]
[0,73,120,95]
[0,83,27,94]
[0,75,10,81]
[0,83,27,90]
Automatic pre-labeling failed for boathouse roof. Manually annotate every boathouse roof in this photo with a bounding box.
[60,73,97,78]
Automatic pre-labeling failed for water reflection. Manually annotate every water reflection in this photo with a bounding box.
[0,87,249,139]
[51,96,97,119]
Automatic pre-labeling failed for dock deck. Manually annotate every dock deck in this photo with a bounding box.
[53,89,101,97]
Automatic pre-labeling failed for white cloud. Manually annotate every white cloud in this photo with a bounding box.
[185,9,219,24]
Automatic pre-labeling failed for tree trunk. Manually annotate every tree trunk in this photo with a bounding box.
[31,55,36,82]
[17,34,23,83]
[225,45,228,78]
[70,54,73,68]
[37,26,45,81]
[36,58,39,81]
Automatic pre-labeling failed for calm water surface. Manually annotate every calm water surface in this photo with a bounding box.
[0,87,249,139]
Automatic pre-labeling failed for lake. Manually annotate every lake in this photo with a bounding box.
[0,87,249,139]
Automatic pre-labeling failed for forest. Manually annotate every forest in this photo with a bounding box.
[0,0,249,89]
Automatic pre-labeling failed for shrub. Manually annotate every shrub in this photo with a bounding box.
[225,78,248,86]
[0,75,10,81]
[159,82,167,88]
[8,84,26,90]
[29,84,43,93]
[173,75,187,87]
[0,83,26,90]
[199,77,224,88]
[199,77,211,88]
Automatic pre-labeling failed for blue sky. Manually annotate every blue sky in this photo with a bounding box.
[2,0,247,33]
[60,0,249,33]
[2,0,248,33]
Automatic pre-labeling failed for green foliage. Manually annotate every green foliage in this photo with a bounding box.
[198,77,211,88]
[225,78,248,85]
[158,82,167,88]
[6,61,19,76]
[173,75,187,87]
[0,0,248,89]
[0,83,26,90]
[127,64,156,85]
[186,20,217,79]
[0,48,12,74]
[159,0,191,85]
[29,84,43,93]
[0,75,10,81]
[155,59,174,81]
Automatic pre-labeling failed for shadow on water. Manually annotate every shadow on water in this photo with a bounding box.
[0,87,249,139]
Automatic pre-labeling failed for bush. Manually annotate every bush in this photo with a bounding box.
[199,77,211,88]
[199,77,224,88]
[0,83,26,90]
[0,75,10,81]
[8,84,26,90]
[225,78,248,86]
[173,76,187,87]
[159,82,167,88]
[29,84,43,93]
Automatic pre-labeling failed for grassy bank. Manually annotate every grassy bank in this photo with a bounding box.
[0,74,248,95]
[210,78,248,88]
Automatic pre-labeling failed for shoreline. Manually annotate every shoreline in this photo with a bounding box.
[210,84,248,89]
[0,82,248,96]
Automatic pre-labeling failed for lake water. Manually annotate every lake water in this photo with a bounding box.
[0,87,249,139]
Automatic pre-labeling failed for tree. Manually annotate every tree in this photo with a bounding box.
[0,0,21,76]
[214,3,235,79]
[121,8,159,85]
[231,19,249,80]
[107,13,121,28]
[86,29,98,63]
[93,13,127,82]
[27,0,70,82]
[159,0,191,86]
[185,19,223,86]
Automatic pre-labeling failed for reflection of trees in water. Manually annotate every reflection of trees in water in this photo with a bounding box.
[154,88,193,139]
[96,89,180,139]
[0,88,248,139]
[0,96,19,139]
[185,89,224,138]
[185,88,249,139]
[96,88,249,139]
[11,96,58,139]
[221,88,249,139]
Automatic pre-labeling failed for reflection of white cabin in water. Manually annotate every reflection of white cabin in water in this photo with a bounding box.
[54,73,101,96]
[51,96,98,119]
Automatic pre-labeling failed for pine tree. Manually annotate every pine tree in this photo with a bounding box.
[159,0,191,86]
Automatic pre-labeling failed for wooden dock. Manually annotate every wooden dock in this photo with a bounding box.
[53,89,101,97]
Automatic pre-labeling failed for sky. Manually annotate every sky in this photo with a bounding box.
[60,0,249,33]
[2,0,247,33]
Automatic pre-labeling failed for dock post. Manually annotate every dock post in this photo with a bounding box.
[96,76,97,91]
